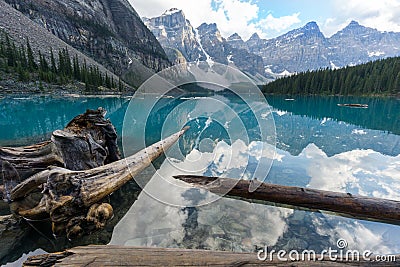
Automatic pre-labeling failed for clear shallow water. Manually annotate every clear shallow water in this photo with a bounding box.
[0,96,129,146]
[1,94,400,265]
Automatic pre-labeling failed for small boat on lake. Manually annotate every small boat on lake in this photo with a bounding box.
[337,103,369,108]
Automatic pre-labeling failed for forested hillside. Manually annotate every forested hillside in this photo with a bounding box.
[0,31,123,92]
[4,0,170,88]
[263,57,400,95]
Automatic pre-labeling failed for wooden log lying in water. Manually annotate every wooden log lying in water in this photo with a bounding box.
[23,245,400,266]
[6,128,188,239]
[174,175,400,225]
[0,107,188,239]
[337,103,368,108]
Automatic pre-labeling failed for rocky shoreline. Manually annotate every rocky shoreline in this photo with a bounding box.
[0,77,134,98]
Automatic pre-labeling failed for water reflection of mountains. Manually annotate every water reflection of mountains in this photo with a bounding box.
[144,97,257,146]
[267,96,400,135]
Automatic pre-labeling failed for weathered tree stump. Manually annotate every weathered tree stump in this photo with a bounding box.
[1,108,121,203]
[52,107,120,169]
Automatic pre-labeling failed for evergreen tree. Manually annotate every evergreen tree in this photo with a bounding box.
[0,39,4,57]
[63,48,72,76]
[18,45,28,69]
[111,76,115,89]
[5,35,16,67]
[58,49,64,75]
[393,72,400,94]
[73,54,80,80]
[105,73,111,89]
[26,38,37,71]
[39,51,49,72]
[118,78,123,92]
[50,48,57,73]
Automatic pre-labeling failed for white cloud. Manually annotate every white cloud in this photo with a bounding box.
[256,13,301,32]
[130,0,301,40]
[304,144,400,200]
[209,0,260,39]
[313,217,398,255]
[321,0,400,37]
[320,18,350,37]
[131,0,400,42]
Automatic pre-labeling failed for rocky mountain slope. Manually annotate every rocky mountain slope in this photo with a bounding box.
[144,9,266,81]
[248,22,330,74]
[5,0,171,87]
[0,0,123,89]
[247,20,400,74]
[145,8,400,78]
[143,8,205,63]
[327,21,400,68]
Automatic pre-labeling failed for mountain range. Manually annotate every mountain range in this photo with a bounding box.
[2,0,400,90]
[143,9,267,83]
[144,8,400,80]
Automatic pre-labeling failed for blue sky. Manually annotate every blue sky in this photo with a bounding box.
[253,0,331,21]
[131,0,400,40]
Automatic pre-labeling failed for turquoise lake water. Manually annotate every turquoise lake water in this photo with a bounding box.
[1,94,400,265]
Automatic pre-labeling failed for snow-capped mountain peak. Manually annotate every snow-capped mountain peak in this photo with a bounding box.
[145,11,400,82]
[162,8,182,16]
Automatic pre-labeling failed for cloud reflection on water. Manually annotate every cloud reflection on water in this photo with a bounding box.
[111,139,400,254]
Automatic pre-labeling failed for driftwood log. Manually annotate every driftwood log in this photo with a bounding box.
[8,127,187,239]
[0,108,188,239]
[174,175,400,225]
[23,245,400,266]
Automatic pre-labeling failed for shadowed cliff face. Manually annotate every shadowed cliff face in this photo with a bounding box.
[143,9,206,63]
[5,0,171,87]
